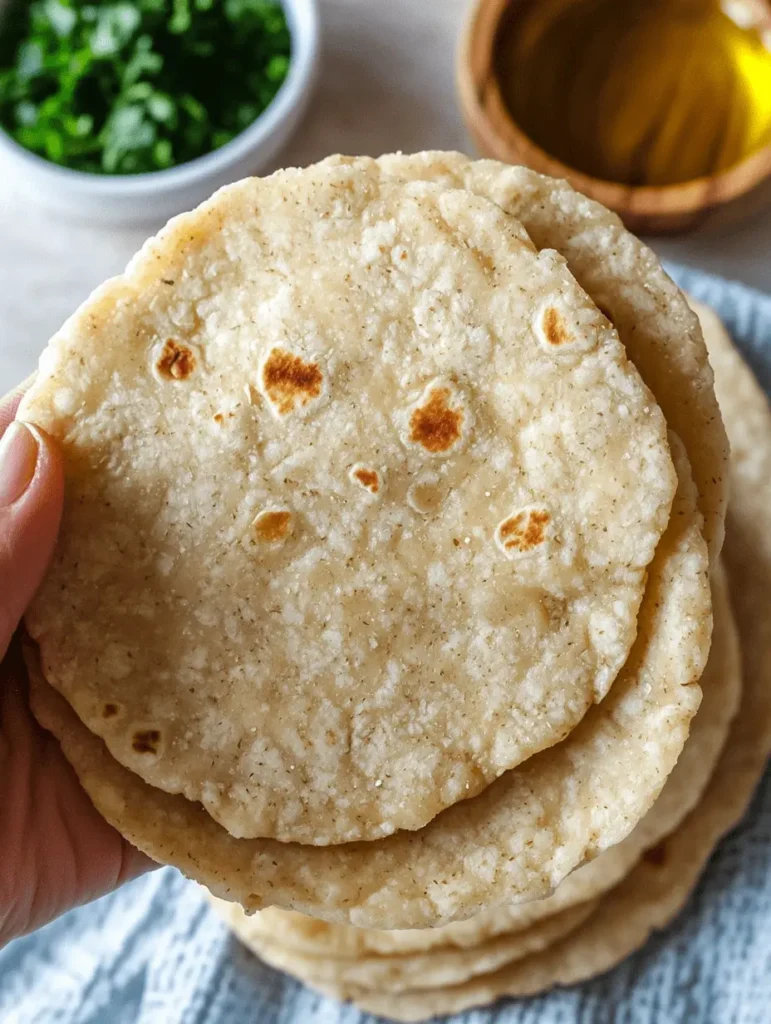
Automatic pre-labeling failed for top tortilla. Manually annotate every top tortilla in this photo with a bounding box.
[373,151,729,564]
[19,159,676,846]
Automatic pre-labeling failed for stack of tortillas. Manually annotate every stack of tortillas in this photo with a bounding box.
[17,153,771,1021]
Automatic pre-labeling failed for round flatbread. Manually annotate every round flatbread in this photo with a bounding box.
[25,430,708,929]
[373,151,729,563]
[19,159,677,846]
[213,563,738,962]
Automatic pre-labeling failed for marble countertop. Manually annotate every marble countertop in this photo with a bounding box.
[3,0,771,395]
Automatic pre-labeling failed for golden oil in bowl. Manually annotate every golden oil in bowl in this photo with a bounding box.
[494,0,771,187]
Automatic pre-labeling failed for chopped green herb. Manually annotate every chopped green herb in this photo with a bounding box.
[0,0,291,174]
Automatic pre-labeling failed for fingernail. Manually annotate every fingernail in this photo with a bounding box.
[0,422,39,507]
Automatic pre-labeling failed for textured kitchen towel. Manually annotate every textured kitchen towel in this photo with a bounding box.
[1,265,771,1024]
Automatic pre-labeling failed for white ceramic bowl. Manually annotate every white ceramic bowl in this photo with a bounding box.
[0,0,319,225]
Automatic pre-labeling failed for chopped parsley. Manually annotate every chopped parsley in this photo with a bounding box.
[0,0,291,174]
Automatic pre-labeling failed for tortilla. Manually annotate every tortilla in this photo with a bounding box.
[18,159,677,846]
[374,151,729,563]
[25,431,708,929]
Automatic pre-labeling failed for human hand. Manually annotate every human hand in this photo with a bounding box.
[0,381,152,948]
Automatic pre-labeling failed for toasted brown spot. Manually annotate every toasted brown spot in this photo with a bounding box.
[643,842,667,866]
[132,729,161,754]
[102,703,119,719]
[156,339,196,380]
[409,387,464,453]
[253,509,292,543]
[542,307,571,347]
[213,413,224,424]
[261,348,323,415]
[497,508,551,554]
[352,467,380,494]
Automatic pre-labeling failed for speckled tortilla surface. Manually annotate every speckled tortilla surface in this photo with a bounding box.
[19,158,676,846]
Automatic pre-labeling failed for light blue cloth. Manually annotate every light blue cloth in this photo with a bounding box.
[2,265,771,1024]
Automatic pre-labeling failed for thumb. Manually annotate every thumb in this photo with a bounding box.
[0,422,64,662]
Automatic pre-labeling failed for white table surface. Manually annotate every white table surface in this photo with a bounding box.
[3,0,771,396]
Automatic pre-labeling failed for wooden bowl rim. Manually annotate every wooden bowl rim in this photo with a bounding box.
[456,0,771,219]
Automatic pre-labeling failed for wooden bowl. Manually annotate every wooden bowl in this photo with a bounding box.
[457,0,771,234]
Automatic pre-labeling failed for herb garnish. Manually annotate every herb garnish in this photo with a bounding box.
[0,0,291,174]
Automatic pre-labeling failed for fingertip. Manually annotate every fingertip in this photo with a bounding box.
[0,423,64,656]
[22,423,65,520]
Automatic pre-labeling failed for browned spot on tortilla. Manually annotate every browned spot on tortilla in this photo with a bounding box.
[643,841,667,866]
[499,509,551,553]
[213,413,224,424]
[353,467,380,493]
[409,387,464,453]
[157,339,196,380]
[262,348,323,415]
[542,307,571,347]
[253,510,292,543]
[132,729,161,754]
[102,703,119,719]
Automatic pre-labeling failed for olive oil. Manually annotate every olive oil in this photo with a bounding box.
[494,0,771,186]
